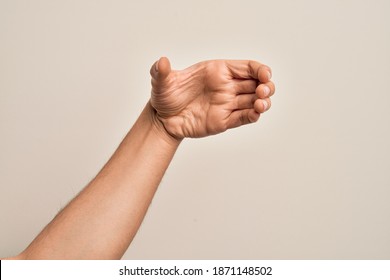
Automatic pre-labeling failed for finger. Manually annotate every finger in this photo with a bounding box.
[150,56,171,80]
[226,60,272,83]
[256,81,276,99]
[227,109,260,129]
[234,79,257,94]
[254,98,271,113]
[235,94,256,110]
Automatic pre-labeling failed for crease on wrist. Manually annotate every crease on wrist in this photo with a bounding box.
[147,101,183,145]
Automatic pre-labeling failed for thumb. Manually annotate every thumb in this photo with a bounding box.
[150,56,171,80]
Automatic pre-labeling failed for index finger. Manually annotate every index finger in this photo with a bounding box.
[226,60,272,82]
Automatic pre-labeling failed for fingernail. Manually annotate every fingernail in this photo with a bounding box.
[263,86,270,97]
[155,61,159,72]
[262,100,268,111]
[267,71,272,80]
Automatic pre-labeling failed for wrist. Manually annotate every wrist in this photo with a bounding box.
[145,101,183,146]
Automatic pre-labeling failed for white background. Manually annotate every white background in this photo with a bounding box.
[1,0,389,259]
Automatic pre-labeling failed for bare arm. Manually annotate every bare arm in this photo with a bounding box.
[9,57,274,259]
[16,102,179,259]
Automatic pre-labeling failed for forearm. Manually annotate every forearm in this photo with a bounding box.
[19,102,181,259]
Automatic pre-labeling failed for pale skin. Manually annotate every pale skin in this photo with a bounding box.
[4,57,275,259]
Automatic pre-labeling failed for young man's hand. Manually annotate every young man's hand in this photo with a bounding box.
[150,57,275,139]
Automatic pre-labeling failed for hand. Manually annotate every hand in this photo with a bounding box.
[150,57,275,139]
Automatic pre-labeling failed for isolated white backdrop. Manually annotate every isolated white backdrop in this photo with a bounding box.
[1,0,389,259]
